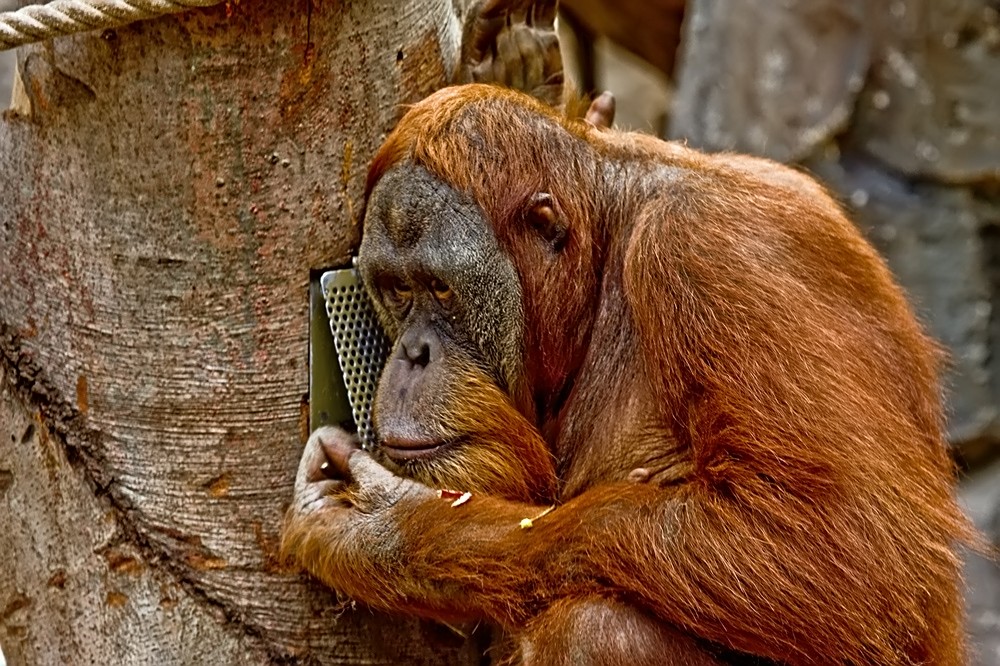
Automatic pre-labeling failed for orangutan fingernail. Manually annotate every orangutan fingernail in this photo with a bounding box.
[450,492,472,507]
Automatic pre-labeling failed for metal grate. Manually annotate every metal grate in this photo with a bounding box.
[321,265,391,449]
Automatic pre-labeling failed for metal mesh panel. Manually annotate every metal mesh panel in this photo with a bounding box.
[321,267,391,449]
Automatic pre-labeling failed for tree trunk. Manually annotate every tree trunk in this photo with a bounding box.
[0,1,483,663]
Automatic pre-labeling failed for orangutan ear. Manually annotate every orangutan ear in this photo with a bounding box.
[525,192,568,251]
[584,90,615,128]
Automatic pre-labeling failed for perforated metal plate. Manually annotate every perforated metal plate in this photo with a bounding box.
[321,265,391,449]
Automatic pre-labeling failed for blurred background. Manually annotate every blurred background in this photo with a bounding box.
[1,0,998,663]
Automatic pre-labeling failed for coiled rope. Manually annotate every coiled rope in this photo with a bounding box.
[0,0,223,51]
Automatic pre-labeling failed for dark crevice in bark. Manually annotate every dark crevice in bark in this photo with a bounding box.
[0,322,299,665]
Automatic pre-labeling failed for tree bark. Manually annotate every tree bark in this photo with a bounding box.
[0,1,483,663]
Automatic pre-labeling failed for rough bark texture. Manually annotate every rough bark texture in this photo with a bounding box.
[0,1,484,664]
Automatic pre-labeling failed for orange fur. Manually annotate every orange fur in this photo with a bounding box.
[297,83,974,665]
[375,363,558,503]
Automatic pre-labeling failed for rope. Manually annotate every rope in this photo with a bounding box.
[0,0,223,52]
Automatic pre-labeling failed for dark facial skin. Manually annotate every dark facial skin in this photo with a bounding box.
[359,164,528,467]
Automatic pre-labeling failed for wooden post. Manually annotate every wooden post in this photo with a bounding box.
[0,1,481,663]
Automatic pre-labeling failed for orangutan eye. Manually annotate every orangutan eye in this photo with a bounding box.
[382,277,412,315]
[430,279,452,302]
[391,277,412,300]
